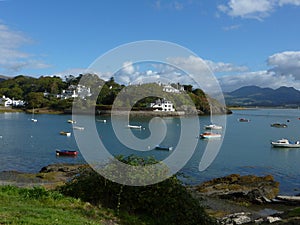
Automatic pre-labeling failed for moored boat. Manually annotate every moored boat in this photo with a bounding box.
[56,149,78,156]
[239,118,250,122]
[204,124,223,130]
[73,126,84,130]
[155,145,173,151]
[127,124,142,129]
[96,119,107,123]
[200,132,221,139]
[60,131,71,136]
[271,123,287,128]
[271,138,300,148]
[67,119,76,124]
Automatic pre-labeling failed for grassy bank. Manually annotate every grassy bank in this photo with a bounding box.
[0,185,119,225]
[0,107,23,113]
[0,157,215,225]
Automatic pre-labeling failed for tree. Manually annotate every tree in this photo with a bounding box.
[6,86,23,100]
[183,84,193,93]
[192,88,206,97]
[26,92,46,108]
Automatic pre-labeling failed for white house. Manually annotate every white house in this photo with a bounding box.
[149,98,175,112]
[162,85,181,94]
[0,95,25,107]
[59,84,92,99]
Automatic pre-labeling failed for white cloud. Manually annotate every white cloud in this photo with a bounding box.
[0,22,50,73]
[218,51,300,92]
[50,68,112,81]
[109,56,249,95]
[278,0,300,6]
[219,70,300,92]
[218,0,275,20]
[218,0,300,20]
[121,61,135,74]
[82,53,300,93]
[267,51,300,79]
[205,60,248,73]
[166,55,219,79]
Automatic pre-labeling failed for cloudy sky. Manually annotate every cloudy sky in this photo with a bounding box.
[1,0,300,92]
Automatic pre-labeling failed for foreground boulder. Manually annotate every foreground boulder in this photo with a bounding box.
[194,174,279,203]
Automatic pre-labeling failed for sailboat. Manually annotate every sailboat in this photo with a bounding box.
[31,107,37,122]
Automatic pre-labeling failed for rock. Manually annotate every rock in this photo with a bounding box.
[219,212,252,225]
[37,163,88,186]
[194,174,280,203]
[266,216,282,223]
[39,163,85,174]
[254,218,264,223]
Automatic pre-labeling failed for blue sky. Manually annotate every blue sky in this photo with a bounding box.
[1,0,300,91]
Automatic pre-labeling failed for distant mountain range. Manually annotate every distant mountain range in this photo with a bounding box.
[224,85,300,107]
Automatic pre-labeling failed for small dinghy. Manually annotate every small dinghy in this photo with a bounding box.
[56,149,78,156]
[155,145,173,151]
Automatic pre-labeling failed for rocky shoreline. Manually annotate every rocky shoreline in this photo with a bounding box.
[0,164,299,224]
[190,174,300,224]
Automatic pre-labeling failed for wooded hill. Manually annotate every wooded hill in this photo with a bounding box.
[0,74,230,115]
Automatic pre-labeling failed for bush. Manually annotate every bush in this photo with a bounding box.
[59,155,216,225]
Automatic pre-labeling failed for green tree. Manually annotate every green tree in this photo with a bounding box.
[183,84,193,93]
[6,86,23,100]
[26,92,46,108]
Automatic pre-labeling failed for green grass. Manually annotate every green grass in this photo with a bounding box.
[0,185,117,225]
[287,207,300,217]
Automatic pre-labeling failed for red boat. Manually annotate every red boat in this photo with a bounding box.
[56,149,78,156]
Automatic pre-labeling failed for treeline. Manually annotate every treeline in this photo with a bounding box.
[0,74,219,114]
[0,74,119,110]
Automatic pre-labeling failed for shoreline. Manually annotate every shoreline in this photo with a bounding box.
[1,164,300,224]
[0,108,218,116]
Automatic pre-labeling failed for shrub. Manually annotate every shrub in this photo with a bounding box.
[59,155,216,225]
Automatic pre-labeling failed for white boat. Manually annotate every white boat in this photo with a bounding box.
[200,132,221,139]
[127,125,142,129]
[204,124,222,130]
[271,139,300,148]
[60,131,71,137]
[67,119,76,124]
[73,126,84,130]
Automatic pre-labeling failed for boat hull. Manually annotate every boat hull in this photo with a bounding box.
[56,150,78,156]
[60,131,71,136]
[73,126,84,130]
[200,133,221,139]
[127,125,142,129]
[204,125,222,130]
[271,123,287,128]
[155,145,173,151]
[271,143,300,148]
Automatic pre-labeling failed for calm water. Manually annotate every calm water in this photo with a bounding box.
[1,109,300,195]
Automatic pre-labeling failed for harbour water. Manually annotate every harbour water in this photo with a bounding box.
[0,108,300,195]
